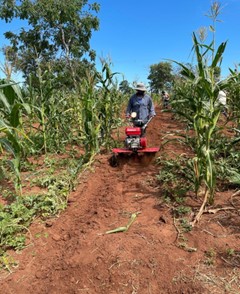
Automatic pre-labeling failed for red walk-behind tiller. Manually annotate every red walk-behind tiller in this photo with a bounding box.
[112,112,159,158]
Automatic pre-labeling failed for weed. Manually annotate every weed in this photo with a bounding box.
[1,190,17,202]
[0,170,74,252]
[226,248,235,257]
[175,197,185,204]
[163,196,171,204]
[35,233,42,239]
[174,206,192,217]
[35,232,49,239]
[180,218,192,232]
[0,253,18,272]
[204,248,217,265]
[205,248,217,258]
[156,154,194,201]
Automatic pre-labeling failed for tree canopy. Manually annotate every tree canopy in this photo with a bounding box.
[0,0,100,87]
[147,61,173,93]
[119,80,133,95]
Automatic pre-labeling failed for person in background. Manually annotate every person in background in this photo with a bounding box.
[126,83,156,125]
[217,90,227,117]
[161,90,170,108]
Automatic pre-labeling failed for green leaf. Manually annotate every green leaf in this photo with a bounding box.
[209,25,215,32]
[211,41,227,68]
[9,104,21,128]
[0,92,10,113]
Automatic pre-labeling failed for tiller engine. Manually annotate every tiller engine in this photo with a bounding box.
[112,112,159,155]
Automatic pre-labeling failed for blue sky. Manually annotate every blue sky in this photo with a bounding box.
[90,0,240,85]
[0,0,240,85]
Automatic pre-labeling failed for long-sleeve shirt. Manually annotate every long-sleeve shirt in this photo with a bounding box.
[126,93,156,123]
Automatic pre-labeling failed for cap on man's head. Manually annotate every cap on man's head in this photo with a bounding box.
[135,83,147,92]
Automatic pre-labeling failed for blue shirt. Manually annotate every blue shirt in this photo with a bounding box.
[126,93,156,123]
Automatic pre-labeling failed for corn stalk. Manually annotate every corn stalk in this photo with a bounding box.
[171,32,229,225]
[79,70,101,159]
[96,61,123,149]
[74,61,123,159]
[0,80,31,195]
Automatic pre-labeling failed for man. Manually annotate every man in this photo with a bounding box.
[126,83,156,125]
[161,90,170,108]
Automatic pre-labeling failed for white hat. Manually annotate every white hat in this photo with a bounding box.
[135,83,147,91]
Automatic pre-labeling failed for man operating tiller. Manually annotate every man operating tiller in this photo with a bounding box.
[125,83,156,126]
[111,82,159,157]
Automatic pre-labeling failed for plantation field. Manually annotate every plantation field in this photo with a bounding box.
[1,105,240,294]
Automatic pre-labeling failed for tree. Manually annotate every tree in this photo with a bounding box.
[0,0,100,88]
[147,61,173,93]
[119,80,133,95]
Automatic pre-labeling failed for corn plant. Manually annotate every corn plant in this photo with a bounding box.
[226,69,240,127]
[96,61,124,149]
[73,61,124,160]
[169,37,237,227]
[78,70,101,159]
[26,66,53,154]
[166,3,240,225]
[0,80,31,195]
